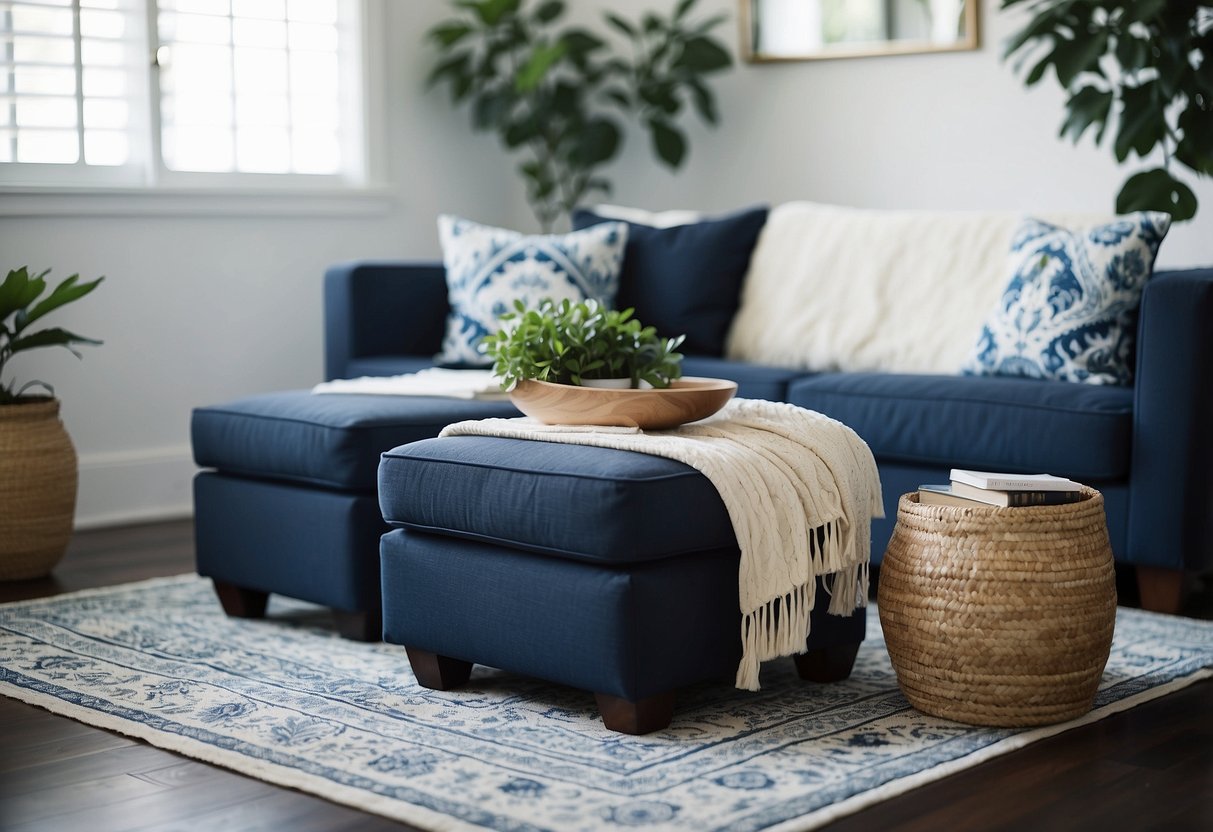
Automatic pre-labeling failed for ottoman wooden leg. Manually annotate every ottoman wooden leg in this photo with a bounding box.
[333,609,382,643]
[794,642,861,683]
[406,647,474,690]
[212,580,269,619]
[595,691,676,735]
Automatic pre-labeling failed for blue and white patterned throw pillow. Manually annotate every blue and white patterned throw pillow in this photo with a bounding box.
[436,215,628,366]
[962,212,1170,386]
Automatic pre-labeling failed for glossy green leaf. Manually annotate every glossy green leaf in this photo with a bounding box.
[1024,50,1053,87]
[459,0,521,27]
[674,0,697,21]
[686,78,717,124]
[9,327,102,356]
[600,86,631,109]
[675,36,732,73]
[21,274,103,332]
[515,41,566,92]
[571,118,621,166]
[1124,0,1167,24]
[639,81,679,115]
[649,118,686,167]
[1114,34,1150,72]
[1003,3,1070,59]
[1114,83,1166,162]
[532,0,564,24]
[504,116,537,147]
[0,267,46,324]
[1175,106,1213,176]
[1115,167,1198,221]
[426,51,472,89]
[428,22,474,47]
[604,13,636,38]
[1059,85,1112,143]
[1052,32,1108,88]
[562,28,605,55]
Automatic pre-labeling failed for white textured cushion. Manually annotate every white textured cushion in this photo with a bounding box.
[725,202,1098,374]
[436,215,628,366]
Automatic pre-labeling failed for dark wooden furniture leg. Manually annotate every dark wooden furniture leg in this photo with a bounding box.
[1137,566,1184,614]
[405,647,474,690]
[212,579,269,619]
[594,691,676,735]
[794,642,861,683]
[333,609,382,642]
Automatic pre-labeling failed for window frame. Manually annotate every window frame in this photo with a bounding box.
[0,0,386,212]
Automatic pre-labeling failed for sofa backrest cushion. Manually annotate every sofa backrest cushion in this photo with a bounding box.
[726,202,1100,375]
[436,215,628,366]
[573,205,769,356]
[961,213,1170,386]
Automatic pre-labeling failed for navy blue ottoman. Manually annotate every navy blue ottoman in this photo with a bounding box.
[377,435,867,734]
[190,391,517,640]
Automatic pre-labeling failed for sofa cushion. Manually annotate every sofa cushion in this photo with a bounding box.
[192,391,518,491]
[436,215,627,366]
[378,436,736,564]
[572,205,768,356]
[962,213,1170,386]
[679,355,809,401]
[787,373,1134,480]
[726,202,1103,374]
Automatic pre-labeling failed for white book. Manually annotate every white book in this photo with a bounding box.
[949,469,1081,492]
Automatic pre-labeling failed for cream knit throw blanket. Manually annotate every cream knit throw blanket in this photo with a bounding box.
[440,398,884,690]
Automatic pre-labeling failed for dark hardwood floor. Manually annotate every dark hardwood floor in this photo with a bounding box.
[1,520,1210,831]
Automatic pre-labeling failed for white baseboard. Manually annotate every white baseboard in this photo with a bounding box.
[75,446,197,530]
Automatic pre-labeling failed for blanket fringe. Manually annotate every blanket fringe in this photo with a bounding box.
[735,562,867,691]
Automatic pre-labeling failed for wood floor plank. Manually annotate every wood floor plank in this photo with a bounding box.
[1,519,1210,832]
[0,724,139,772]
[0,742,181,794]
[155,788,418,832]
[2,771,173,827]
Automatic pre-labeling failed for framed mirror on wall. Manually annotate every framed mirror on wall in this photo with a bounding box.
[742,0,980,62]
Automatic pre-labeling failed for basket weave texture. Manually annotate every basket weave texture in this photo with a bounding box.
[0,398,78,580]
[878,489,1116,727]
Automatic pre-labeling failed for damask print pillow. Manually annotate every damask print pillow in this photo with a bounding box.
[962,212,1171,386]
[436,215,628,366]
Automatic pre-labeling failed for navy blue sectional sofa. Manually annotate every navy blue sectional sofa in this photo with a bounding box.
[325,260,1213,613]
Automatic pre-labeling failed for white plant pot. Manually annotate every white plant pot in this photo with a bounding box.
[581,378,634,389]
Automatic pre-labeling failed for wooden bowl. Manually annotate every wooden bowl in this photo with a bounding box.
[509,377,738,430]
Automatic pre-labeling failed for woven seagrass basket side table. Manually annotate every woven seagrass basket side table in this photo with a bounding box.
[877,488,1117,727]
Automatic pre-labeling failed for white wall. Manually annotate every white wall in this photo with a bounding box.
[1,0,1208,527]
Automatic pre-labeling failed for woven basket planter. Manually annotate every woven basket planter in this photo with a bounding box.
[878,489,1116,727]
[0,398,78,580]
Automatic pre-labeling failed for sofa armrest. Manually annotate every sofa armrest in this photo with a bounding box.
[324,261,448,381]
[1128,267,1213,571]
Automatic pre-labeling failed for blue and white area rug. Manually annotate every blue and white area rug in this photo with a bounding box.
[2,575,1211,832]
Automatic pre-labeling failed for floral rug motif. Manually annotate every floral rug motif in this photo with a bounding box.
[2,575,1211,832]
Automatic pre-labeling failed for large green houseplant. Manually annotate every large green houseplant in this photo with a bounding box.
[0,266,104,580]
[1002,0,1213,221]
[482,298,685,389]
[427,0,733,230]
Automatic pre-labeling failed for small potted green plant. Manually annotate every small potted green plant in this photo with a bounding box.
[1,266,104,579]
[481,297,685,390]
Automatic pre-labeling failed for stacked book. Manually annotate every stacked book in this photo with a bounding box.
[918,469,1085,508]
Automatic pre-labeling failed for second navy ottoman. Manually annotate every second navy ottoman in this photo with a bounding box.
[377,435,867,733]
[191,390,517,640]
